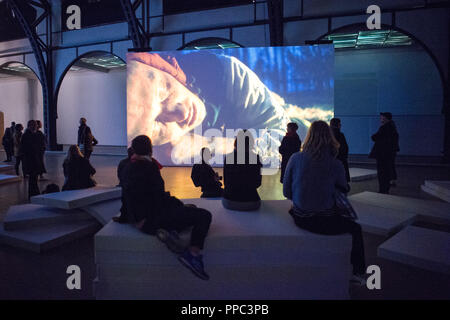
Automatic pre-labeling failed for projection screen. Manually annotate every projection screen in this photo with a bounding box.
[127,45,334,169]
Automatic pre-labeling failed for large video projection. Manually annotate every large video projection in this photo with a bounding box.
[127,45,334,167]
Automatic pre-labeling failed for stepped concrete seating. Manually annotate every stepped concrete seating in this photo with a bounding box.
[0,174,21,185]
[349,168,377,182]
[80,199,122,225]
[0,220,101,253]
[378,226,450,274]
[351,200,417,236]
[3,204,93,230]
[31,186,121,209]
[94,199,353,300]
[0,164,15,175]
[421,180,450,203]
[349,191,450,225]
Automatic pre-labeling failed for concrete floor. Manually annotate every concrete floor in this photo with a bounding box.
[0,152,449,299]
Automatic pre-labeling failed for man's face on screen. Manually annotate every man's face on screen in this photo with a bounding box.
[127,59,206,145]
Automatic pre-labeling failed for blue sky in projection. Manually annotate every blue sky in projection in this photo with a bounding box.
[154,45,334,132]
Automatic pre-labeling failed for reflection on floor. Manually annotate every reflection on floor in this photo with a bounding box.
[0,152,449,299]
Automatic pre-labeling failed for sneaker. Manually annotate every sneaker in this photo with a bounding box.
[178,250,209,280]
[350,274,366,286]
[156,229,186,254]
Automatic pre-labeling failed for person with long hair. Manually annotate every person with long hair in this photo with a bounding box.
[283,120,366,285]
[222,130,262,211]
[62,145,96,191]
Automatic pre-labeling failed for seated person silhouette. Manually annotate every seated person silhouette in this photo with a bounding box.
[191,147,223,198]
[62,145,96,191]
[118,135,212,280]
[222,130,262,211]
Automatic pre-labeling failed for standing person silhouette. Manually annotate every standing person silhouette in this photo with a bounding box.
[77,117,98,160]
[279,122,301,183]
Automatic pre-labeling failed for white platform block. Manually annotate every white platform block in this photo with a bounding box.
[378,226,450,274]
[349,168,377,182]
[0,220,101,253]
[421,180,450,203]
[80,199,122,225]
[0,174,21,185]
[30,186,121,209]
[349,191,450,225]
[351,200,417,236]
[94,199,353,300]
[0,164,15,174]
[3,204,94,231]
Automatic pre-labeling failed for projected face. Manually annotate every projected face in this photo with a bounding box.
[127,46,334,168]
[127,59,206,145]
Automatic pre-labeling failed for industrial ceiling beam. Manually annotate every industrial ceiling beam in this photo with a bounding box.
[120,0,149,49]
[6,0,58,150]
[267,0,284,46]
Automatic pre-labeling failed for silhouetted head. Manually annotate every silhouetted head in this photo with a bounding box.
[11,122,15,127]
[15,123,23,132]
[232,129,257,164]
[287,122,298,134]
[66,145,83,161]
[36,120,42,129]
[27,120,37,132]
[131,135,152,156]
[201,147,212,164]
[302,120,339,160]
[79,118,87,126]
[330,118,341,130]
[380,112,392,125]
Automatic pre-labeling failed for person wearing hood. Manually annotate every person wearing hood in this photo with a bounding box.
[369,112,399,194]
[191,147,223,198]
[119,135,212,281]
[279,122,301,183]
[330,118,350,182]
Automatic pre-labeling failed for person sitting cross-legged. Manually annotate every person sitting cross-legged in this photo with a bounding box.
[119,135,213,280]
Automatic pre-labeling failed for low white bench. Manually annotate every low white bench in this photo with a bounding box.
[349,191,450,225]
[421,180,450,203]
[94,199,353,300]
[80,199,122,225]
[351,200,417,236]
[0,164,15,175]
[3,204,93,230]
[349,168,377,182]
[378,226,450,274]
[0,174,21,185]
[31,186,121,209]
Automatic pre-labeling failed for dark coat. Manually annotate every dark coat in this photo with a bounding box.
[223,151,262,202]
[332,128,350,182]
[62,157,96,191]
[2,127,13,148]
[369,121,400,160]
[120,158,184,233]
[191,162,223,197]
[279,133,301,183]
[36,130,47,173]
[20,129,46,175]
[77,124,98,151]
